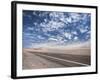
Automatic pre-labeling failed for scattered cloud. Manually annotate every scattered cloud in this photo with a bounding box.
[79,28,87,33]
[23,10,91,48]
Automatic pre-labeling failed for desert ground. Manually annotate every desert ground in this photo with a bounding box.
[22,46,91,69]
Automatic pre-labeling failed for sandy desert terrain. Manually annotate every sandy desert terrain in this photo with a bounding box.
[23,45,91,69]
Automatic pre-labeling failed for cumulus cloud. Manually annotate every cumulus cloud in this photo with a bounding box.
[48,37,58,41]
[64,32,72,39]
[74,36,78,40]
[27,27,34,31]
[40,20,65,32]
[71,31,77,35]
[23,10,91,48]
[69,13,81,22]
[79,28,87,33]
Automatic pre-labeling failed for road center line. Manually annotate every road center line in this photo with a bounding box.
[37,54,89,66]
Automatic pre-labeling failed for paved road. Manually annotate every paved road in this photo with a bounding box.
[35,52,90,66]
[23,51,90,69]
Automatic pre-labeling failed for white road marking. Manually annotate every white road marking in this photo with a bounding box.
[37,54,89,66]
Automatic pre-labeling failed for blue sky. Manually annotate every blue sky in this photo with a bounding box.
[23,10,91,48]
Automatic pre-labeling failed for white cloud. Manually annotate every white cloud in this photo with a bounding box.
[81,14,88,20]
[85,26,89,29]
[33,12,37,15]
[56,36,64,43]
[24,33,32,36]
[64,32,72,39]
[27,27,34,31]
[37,35,45,39]
[66,17,72,23]
[34,22,38,26]
[44,18,48,22]
[57,36,63,41]
[72,31,77,35]
[40,12,86,33]
[40,20,65,32]
[40,22,46,27]
[40,12,49,17]
[85,34,90,40]
[79,28,87,33]
[69,13,81,22]
[74,36,78,40]
[49,12,64,19]
[48,20,64,29]
[47,35,66,44]
[48,37,58,41]
[49,12,71,24]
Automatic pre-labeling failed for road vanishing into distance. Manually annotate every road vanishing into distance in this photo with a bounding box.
[23,50,90,69]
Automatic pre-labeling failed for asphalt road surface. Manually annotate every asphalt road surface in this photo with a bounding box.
[23,50,90,69]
